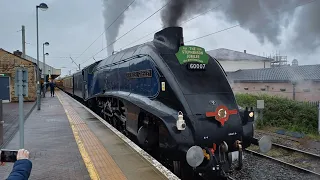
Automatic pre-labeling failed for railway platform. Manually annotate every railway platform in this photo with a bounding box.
[0,90,178,180]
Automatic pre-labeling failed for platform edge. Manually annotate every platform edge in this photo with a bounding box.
[67,92,180,180]
[57,94,100,180]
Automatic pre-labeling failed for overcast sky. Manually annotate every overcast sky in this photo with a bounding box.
[0,0,319,76]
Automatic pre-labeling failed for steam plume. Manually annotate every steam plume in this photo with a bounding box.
[102,0,138,56]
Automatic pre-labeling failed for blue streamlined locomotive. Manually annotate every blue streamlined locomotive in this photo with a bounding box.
[58,27,271,179]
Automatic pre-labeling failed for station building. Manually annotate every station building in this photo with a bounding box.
[0,48,38,102]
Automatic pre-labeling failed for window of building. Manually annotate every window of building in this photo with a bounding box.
[303,88,311,92]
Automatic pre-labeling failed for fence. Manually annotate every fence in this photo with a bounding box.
[299,101,320,135]
[297,101,319,108]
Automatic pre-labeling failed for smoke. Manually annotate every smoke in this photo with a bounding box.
[290,2,320,52]
[102,0,139,56]
[160,0,217,28]
[160,0,320,53]
[216,0,320,52]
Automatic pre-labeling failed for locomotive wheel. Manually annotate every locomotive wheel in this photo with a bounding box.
[111,116,117,128]
[173,161,181,176]
[172,161,194,180]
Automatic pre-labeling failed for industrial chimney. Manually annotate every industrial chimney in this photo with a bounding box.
[13,50,23,57]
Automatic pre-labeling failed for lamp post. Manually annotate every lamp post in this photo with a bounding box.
[36,3,48,110]
[43,52,49,97]
[43,42,49,97]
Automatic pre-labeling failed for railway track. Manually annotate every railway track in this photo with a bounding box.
[246,137,320,177]
[64,89,320,179]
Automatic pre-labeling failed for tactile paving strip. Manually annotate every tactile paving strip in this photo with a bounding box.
[57,92,127,180]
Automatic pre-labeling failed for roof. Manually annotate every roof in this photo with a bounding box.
[0,48,37,65]
[207,48,273,62]
[227,64,320,82]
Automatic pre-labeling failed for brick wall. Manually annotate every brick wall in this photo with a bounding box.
[0,50,37,102]
[231,80,320,101]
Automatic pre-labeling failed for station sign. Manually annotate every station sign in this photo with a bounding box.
[257,100,265,109]
[14,68,28,97]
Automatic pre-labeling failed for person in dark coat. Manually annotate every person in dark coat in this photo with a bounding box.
[2,149,32,180]
[49,80,55,97]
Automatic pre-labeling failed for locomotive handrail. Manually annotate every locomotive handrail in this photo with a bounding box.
[95,54,147,71]
[212,56,227,77]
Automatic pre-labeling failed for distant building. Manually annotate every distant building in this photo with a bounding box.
[227,64,320,101]
[207,48,273,72]
[13,50,61,78]
[269,55,289,67]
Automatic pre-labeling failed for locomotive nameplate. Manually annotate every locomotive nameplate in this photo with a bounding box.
[126,69,152,79]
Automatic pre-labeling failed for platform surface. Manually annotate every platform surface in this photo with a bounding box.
[0,90,175,180]
[0,101,36,148]
[0,93,90,179]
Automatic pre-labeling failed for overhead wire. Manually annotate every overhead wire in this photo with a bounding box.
[185,0,318,43]
[76,0,137,64]
[76,0,317,70]
[185,24,240,43]
[82,0,172,65]
[119,3,222,50]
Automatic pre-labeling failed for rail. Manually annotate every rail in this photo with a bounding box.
[246,137,320,177]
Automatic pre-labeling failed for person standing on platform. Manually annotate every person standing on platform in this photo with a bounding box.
[49,80,55,97]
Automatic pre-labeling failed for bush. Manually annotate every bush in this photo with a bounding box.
[235,93,319,134]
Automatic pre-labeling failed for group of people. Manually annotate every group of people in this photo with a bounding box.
[1,149,32,180]
[41,80,55,97]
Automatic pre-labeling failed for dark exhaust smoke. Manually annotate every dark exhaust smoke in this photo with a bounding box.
[160,0,217,28]
[160,0,320,53]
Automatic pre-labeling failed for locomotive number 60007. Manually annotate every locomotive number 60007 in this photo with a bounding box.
[187,63,206,70]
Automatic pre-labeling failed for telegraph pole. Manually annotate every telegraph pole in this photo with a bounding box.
[22,25,26,59]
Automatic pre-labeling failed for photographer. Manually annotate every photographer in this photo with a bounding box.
[1,149,32,180]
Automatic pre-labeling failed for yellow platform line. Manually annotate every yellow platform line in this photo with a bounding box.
[57,93,100,180]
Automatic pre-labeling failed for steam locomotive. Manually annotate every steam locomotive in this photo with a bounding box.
[58,27,271,179]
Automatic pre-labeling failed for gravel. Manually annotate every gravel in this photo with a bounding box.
[254,130,320,155]
[227,152,320,180]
